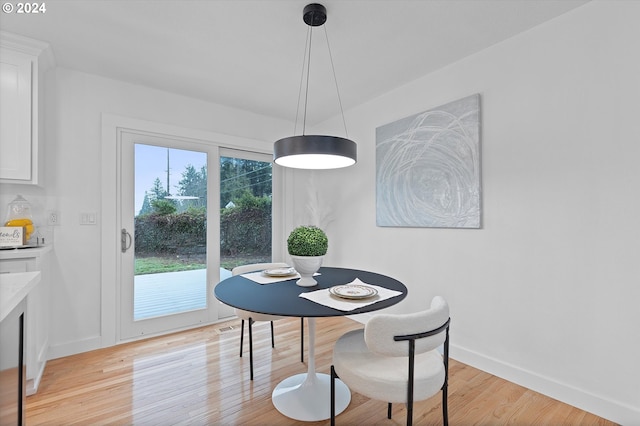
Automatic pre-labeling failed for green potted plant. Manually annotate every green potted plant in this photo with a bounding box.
[287,225,328,287]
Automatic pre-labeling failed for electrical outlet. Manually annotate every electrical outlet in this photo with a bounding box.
[47,210,61,226]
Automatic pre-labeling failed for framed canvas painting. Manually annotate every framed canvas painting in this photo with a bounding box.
[376,94,481,228]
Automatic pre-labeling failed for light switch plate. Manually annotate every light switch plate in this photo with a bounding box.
[80,212,97,225]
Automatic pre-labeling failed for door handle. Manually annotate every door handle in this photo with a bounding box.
[121,228,132,253]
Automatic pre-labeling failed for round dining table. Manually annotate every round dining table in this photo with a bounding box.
[214,266,407,421]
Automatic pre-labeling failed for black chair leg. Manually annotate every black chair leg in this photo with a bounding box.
[239,319,245,357]
[330,365,337,426]
[442,385,448,426]
[388,403,392,419]
[248,318,254,380]
[242,317,306,380]
[270,321,275,348]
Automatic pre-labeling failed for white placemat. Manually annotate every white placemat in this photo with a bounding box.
[241,270,300,284]
[299,278,402,311]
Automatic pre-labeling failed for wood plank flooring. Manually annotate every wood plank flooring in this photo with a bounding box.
[26,317,616,425]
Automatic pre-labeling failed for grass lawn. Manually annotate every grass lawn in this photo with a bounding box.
[135,254,270,275]
[135,256,206,275]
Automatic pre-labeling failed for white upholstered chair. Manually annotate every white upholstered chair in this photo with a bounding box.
[330,296,450,426]
[231,262,304,380]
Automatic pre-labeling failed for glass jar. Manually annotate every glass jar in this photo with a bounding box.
[5,194,35,243]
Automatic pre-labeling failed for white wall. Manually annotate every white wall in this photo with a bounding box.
[288,1,639,423]
[0,67,290,356]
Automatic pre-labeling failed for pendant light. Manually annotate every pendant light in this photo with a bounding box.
[274,3,357,170]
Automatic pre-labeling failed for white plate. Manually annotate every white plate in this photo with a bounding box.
[263,267,296,277]
[329,284,378,300]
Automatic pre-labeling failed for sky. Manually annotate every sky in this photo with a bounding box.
[134,144,207,215]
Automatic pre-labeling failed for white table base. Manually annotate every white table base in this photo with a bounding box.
[272,318,351,421]
[272,372,350,421]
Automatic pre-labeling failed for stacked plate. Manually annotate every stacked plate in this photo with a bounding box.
[262,267,297,277]
[329,284,378,300]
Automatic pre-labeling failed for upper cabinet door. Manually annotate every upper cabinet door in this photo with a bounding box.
[0,32,52,186]
[0,48,33,181]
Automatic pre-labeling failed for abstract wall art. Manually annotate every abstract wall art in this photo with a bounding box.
[376,94,481,228]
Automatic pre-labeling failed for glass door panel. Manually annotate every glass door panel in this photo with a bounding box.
[217,151,273,318]
[133,144,208,320]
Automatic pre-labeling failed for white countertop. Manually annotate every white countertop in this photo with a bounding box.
[0,271,41,322]
[0,245,51,260]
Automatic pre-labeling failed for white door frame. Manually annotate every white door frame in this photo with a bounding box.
[101,114,285,346]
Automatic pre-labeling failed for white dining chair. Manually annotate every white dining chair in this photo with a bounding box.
[231,262,304,380]
[330,296,450,426]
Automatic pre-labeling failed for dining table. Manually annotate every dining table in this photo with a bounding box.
[214,266,407,421]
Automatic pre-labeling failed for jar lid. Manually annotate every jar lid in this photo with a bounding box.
[6,194,33,221]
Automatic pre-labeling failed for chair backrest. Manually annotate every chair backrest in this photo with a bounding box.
[231,262,290,276]
[364,296,449,357]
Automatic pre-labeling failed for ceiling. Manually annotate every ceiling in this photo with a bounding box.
[0,0,589,125]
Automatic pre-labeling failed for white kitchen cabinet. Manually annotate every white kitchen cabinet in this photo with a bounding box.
[0,246,51,395]
[0,32,53,185]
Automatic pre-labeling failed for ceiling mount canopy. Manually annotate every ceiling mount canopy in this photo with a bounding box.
[274,3,357,170]
[302,3,327,26]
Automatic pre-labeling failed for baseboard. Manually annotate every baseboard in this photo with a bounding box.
[47,335,102,360]
[451,344,639,425]
[26,337,49,395]
[26,359,46,396]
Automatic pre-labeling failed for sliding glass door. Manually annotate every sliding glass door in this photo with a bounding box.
[118,132,279,338]
[120,132,216,339]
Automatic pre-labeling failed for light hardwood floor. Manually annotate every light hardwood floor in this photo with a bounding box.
[27,317,615,425]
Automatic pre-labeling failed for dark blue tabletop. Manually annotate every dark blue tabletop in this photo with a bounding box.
[214,266,407,317]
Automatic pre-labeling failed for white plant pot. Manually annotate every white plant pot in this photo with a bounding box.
[290,255,324,287]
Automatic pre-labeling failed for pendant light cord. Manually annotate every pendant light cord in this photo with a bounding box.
[293,7,349,138]
[302,23,314,135]
[324,25,349,138]
[294,25,312,136]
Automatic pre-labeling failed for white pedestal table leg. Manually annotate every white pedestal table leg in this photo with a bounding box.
[272,317,351,421]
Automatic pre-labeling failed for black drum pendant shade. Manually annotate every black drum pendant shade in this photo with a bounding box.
[274,135,357,169]
[273,3,357,170]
